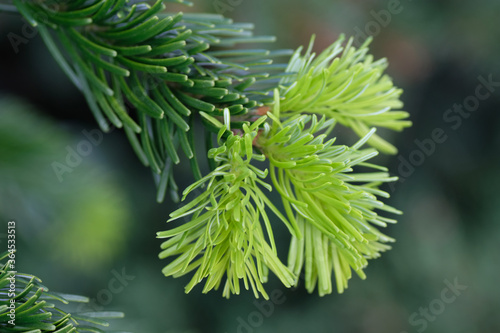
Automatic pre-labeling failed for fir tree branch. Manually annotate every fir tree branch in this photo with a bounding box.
[257,93,401,295]
[7,1,412,299]
[280,35,412,154]
[11,0,291,202]
[158,118,296,299]
[0,252,129,332]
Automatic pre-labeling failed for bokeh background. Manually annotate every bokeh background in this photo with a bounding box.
[1,0,499,332]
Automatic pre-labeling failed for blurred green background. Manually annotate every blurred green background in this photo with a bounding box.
[1,0,499,332]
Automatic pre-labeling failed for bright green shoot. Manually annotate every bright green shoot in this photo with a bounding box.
[4,1,410,300]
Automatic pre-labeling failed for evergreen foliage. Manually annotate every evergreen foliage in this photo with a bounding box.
[281,35,411,154]
[258,96,401,295]
[158,118,295,299]
[2,0,411,299]
[0,252,127,332]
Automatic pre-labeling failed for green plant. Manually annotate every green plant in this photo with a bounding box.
[1,0,411,300]
[0,252,127,332]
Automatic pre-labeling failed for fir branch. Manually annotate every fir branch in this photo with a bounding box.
[5,0,412,299]
[157,118,295,299]
[258,96,401,295]
[11,0,290,202]
[280,35,412,154]
[0,252,129,332]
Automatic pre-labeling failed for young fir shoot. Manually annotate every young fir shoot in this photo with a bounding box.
[0,252,128,332]
[9,0,292,203]
[4,1,411,299]
[157,117,296,299]
[257,92,402,295]
[280,35,412,154]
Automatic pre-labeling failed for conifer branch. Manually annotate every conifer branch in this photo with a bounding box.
[0,252,128,332]
[6,1,411,298]
[10,0,291,202]
[280,35,412,154]
[258,95,401,295]
[158,118,295,299]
